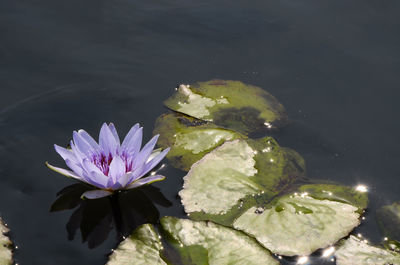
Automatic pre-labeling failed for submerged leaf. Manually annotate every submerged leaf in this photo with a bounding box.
[154,113,243,171]
[335,235,400,265]
[164,80,288,134]
[233,194,361,256]
[107,224,166,265]
[0,218,12,265]
[376,201,400,241]
[160,217,279,265]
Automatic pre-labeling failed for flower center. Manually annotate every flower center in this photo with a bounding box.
[92,153,113,175]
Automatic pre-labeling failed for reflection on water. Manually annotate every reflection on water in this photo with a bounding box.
[51,184,172,249]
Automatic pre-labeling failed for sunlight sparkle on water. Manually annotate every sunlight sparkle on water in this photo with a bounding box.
[355,185,368,192]
[322,246,335,257]
[297,256,309,264]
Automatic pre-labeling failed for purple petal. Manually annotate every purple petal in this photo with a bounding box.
[146,148,161,163]
[108,156,126,184]
[113,171,135,189]
[77,129,100,151]
[121,123,140,150]
[46,162,84,181]
[132,134,159,170]
[128,148,170,183]
[54,144,78,163]
[108,123,121,145]
[99,123,119,155]
[73,131,94,156]
[81,159,109,188]
[64,158,85,178]
[126,175,165,189]
[145,148,170,171]
[81,190,113,199]
[70,140,86,162]
[121,127,143,155]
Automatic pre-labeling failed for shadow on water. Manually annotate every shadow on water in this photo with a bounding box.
[50,184,172,249]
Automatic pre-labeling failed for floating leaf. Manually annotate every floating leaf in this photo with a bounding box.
[107,224,166,265]
[154,113,243,171]
[335,235,400,265]
[179,138,367,256]
[233,194,361,256]
[160,217,279,265]
[179,137,305,225]
[376,201,400,241]
[298,184,368,213]
[164,80,288,134]
[108,218,279,265]
[0,218,12,265]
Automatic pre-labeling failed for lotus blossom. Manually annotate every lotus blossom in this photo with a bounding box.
[47,123,170,199]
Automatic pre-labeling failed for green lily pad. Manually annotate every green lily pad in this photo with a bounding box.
[179,138,368,256]
[164,80,288,134]
[376,201,400,241]
[107,224,166,265]
[233,194,361,256]
[160,216,279,265]
[298,184,368,213]
[335,235,400,265]
[0,218,12,265]
[179,137,305,225]
[108,218,278,265]
[154,113,243,171]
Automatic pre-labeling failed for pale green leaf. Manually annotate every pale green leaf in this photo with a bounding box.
[335,235,400,265]
[0,218,12,265]
[164,80,288,134]
[233,194,361,256]
[160,217,279,265]
[153,113,243,171]
[107,224,166,265]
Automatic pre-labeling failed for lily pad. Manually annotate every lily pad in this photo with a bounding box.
[179,137,305,225]
[164,80,288,134]
[179,138,367,256]
[376,201,400,241]
[108,218,278,265]
[107,224,166,265]
[233,194,361,256]
[153,113,243,171]
[298,183,368,213]
[160,216,279,265]
[0,218,12,265]
[335,235,400,265]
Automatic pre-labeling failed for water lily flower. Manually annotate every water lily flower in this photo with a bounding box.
[46,123,170,199]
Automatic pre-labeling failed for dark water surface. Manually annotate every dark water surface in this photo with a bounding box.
[0,0,399,264]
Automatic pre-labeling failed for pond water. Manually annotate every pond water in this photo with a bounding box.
[0,0,399,264]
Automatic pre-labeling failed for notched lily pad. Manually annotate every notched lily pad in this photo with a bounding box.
[335,235,400,265]
[376,201,400,241]
[154,112,243,171]
[164,80,288,134]
[160,217,279,265]
[107,224,166,265]
[0,218,12,265]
